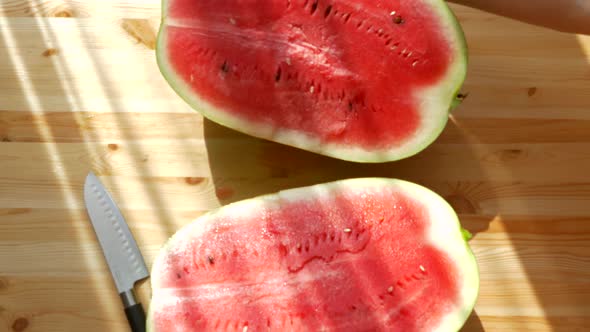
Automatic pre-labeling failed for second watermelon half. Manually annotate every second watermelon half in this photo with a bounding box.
[147,178,479,331]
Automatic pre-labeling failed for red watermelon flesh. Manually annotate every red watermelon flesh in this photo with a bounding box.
[156,0,467,162]
[147,178,479,331]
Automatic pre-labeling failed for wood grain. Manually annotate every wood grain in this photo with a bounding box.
[4,111,590,144]
[0,0,589,331]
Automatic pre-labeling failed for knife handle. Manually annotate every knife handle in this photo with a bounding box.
[124,303,146,332]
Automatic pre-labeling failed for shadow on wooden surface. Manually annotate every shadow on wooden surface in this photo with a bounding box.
[461,311,485,332]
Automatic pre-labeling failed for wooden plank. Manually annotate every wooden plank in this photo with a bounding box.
[3,140,590,182]
[0,16,189,115]
[3,174,590,217]
[5,111,590,144]
[0,16,587,118]
[1,210,589,331]
[469,315,590,332]
[0,111,205,143]
[0,0,161,19]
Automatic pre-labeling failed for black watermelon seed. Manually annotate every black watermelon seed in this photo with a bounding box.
[324,5,332,18]
[221,61,229,72]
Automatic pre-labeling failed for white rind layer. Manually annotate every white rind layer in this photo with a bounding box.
[155,0,468,163]
[147,178,479,332]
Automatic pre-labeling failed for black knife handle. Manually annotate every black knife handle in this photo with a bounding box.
[125,303,146,332]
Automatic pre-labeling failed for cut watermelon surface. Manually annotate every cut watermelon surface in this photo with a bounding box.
[147,178,479,331]
[156,0,467,162]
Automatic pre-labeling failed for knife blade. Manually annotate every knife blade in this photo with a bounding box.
[84,171,149,332]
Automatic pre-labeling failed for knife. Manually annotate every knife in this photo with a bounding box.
[84,172,149,332]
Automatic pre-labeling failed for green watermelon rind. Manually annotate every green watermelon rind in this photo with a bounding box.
[155,0,468,163]
[146,178,479,332]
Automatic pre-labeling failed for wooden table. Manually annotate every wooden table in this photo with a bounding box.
[0,1,589,331]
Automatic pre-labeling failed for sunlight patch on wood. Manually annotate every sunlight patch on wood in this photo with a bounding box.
[577,35,590,64]
[0,10,113,318]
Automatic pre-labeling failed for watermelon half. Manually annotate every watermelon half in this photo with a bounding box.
[147,178,479,331]
[155,0,467,162]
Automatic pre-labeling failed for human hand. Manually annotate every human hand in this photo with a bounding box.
[447,0,590,35]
